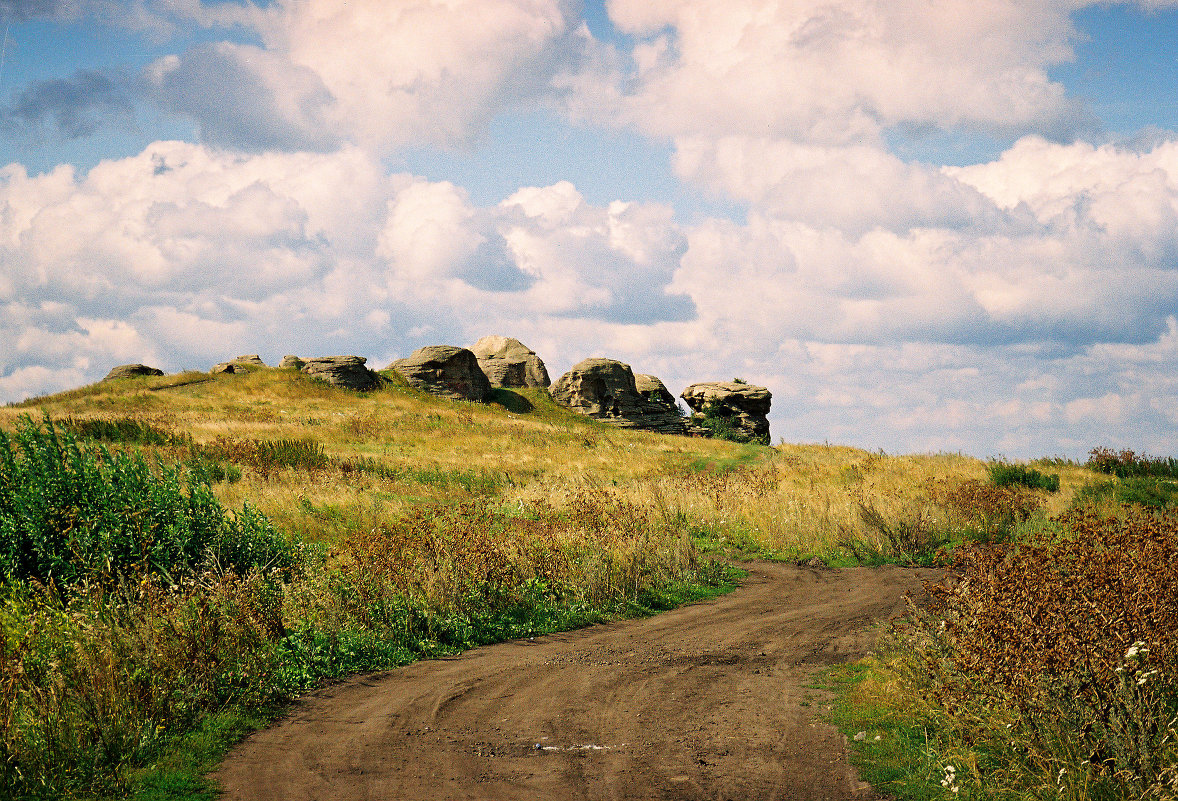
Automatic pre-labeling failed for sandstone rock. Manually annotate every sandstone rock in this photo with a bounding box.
[551,359,686,434]
[680,381,772,445]
[103,363,164,381]
[470,336,550,388]
[387,346,492,402]
[211,363,239,374]
[233,354,267,367]
[300,356,383,392]
[279,355,305,369]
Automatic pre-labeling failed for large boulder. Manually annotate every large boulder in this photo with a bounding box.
[470,336,550,388]
[634,374,688,434]
[387,346,492,402]
[551,359,686,434]
[680,382,772,445]
[211,354,268,374]
[103,363,164,381]
[300,356,383,392]
[279,355,305,369]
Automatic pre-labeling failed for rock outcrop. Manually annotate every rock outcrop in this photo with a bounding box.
[279,355,305,369]
[551,359,686,434]
[387,346,492,402]
[103,364,164,381]
[300,356,383,392]
[680,382,772,445]
[470,336,550,388]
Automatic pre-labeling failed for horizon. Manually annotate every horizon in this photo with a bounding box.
[3,0,1178,460]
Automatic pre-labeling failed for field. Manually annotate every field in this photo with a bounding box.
[0,365,1174,799]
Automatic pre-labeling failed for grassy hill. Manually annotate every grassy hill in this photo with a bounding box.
[1,365,1173,800]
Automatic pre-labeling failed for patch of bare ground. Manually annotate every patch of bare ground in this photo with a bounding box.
[215,562,940,800]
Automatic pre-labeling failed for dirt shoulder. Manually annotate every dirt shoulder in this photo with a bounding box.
[214,563,940,800]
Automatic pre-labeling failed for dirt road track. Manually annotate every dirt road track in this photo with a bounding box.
[215,563,941,800]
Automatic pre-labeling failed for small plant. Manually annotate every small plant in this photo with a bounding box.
[695,401,764,445]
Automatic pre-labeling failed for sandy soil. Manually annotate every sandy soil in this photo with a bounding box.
[214,562,940,800]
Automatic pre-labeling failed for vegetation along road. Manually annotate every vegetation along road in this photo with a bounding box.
[216,562,940,801]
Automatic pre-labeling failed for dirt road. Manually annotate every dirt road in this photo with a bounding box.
[215,563,940,800]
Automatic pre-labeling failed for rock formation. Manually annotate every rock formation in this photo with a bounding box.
[279,355,305,369]
[387,346,492,402]
[551,359,686,434]
[103,364,164,381]
[470,336,550,388]
[680,382,772,445]
[300,356,383,392]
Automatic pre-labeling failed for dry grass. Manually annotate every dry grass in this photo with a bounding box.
[1,367,1103,560]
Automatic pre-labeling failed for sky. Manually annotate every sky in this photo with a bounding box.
[2,0,1178,459]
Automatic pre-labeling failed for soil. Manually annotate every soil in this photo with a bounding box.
[214,562,941,800]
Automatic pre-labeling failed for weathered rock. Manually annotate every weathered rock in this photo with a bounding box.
[211,362,239,374]
[279,355,305,369]
[387,346,492,402]
[233,354,267,367]
[300,356,383,392]
[103,363,164,381]
[551,359,687,434]
[470,336,550,388]
[680,381,772,444]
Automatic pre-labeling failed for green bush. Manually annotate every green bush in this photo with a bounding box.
[987,460,1060,492]
[0,415,293,584]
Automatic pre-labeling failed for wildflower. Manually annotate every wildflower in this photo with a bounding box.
[940,765,959,794]
[1125,641,1148,659]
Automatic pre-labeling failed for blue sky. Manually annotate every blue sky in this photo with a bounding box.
[3,0,1178,458]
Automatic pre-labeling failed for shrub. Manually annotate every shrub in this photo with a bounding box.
[837,500,949,566]
[987,460,1060,492]
[1089,447,1178,479]
[912,505,1178,792]
[929,478,1043,544]
[0,415,294,585]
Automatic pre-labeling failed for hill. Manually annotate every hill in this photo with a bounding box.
[3,366,1173,801]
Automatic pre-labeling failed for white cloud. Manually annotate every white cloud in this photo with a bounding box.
[598,0,1090,144]
[144,0,592,153]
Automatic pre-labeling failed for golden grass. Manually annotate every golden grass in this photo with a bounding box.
[0,367,1107,558]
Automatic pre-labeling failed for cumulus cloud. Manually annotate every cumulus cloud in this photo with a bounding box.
[137,0,596,153]
[597,0,1095,144]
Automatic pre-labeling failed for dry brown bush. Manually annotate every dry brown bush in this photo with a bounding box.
[919,505,1178,787]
